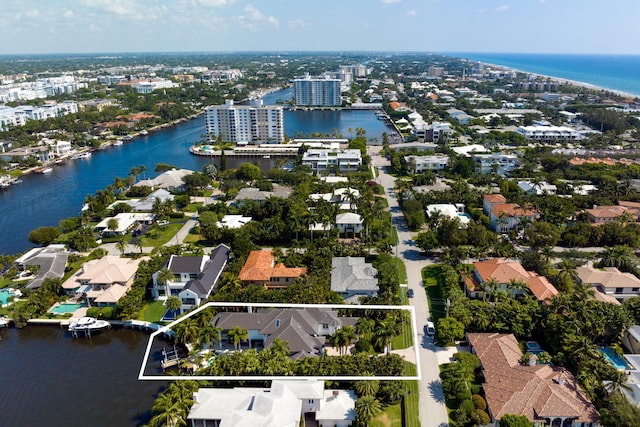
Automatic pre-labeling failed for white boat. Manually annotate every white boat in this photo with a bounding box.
[113,140,124,146]
[69,317,111,333]
[35,167,53,174]
[140,130,149,136]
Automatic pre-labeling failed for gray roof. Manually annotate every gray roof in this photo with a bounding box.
[128,189,174,211]
[232,184,292,203]
[167,255,206,274]
[21,245,68,289]
[331,257,378,293]
[184,244,230,297]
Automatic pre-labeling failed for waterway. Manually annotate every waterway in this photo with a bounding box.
[0,326,168,426]
[0,87,390,255]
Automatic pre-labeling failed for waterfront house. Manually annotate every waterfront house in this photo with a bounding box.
[94,213,154,236]
[483,194,538,232]
[465,258,558,304]
[335,212,363,238]
[331,257,378,303]
[576,265,640,302]
[62,256,141,307]
[126,189,174,212]
[467,333,599,427]
[404,155,450,173]
[14,244,68,290]
[151,244,230,312]
[187,380,356,427]
[212,307,357,358]
[301,148,362,174]
[238,249,306,289]
[134,168,194,192]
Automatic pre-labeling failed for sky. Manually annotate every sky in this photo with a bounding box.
[1,0,639,55]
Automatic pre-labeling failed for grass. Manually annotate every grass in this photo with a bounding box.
[402,362,421,427]
[138,300,167,322]
[396,258,407,285]
[422,264,446,322]
[144,223,184,247]
[370,403,402,427]
[182,232,202,244]
[183,202,202,213]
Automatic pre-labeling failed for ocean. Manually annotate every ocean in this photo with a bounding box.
[450,53,640,97]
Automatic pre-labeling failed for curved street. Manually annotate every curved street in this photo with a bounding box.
[371,147,450,427]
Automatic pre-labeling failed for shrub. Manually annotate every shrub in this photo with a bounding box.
[472,394,487,411]
[470,409,491,426]
[86,307,100,318]
[100,306,114,319]
[354,338,373,353]
[456,390,472,403]
[459,399,475,415]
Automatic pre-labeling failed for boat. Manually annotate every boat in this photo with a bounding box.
[140,130,149,136]
[113,139,124,146]
[68,317,111,336]
[122,135,133,142]
[35,167,53,174]
[72,152,92,160]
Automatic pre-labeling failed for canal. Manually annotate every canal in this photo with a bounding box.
[0,87,391,255]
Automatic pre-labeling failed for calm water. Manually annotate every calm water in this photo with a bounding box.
[0,90,387,255]
[0,326,168,427]
[454,53,640,96]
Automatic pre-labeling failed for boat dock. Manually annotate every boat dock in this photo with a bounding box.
[190,145,299,158]
[161,345,181,371]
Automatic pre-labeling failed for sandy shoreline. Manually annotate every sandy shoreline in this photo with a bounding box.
[469,59,640,99]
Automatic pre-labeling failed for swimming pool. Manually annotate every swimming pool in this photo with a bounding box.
[0,289,16,306]
[49,303,83,315]
[599,347,630,370]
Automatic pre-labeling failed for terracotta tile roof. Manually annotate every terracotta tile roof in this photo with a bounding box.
[492,203,537,218]
[239,249,306,283]
[467,333,599,424]
[388,101,402,110]
[484,194,507,203]
[470,258,558,303]
[586,205,628,219]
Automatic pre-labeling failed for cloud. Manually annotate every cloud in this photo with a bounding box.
[406,9,417,17]
[496,4,511,12]
[288,19,311,31]
[194,0,238,8]
[80,0,132,16]
[381,0,401,3]
[238,5,279,31]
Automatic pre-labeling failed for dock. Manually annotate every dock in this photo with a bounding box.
[161,345,181,371]
[190,145,300,158]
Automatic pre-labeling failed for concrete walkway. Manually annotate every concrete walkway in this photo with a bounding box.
[371,147,450,427]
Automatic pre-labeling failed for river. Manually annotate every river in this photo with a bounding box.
[0,87,390,255]
[0,325,168,426]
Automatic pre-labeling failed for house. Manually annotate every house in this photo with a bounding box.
[425,204,470,228]
[135,168,194,192]
[576,265,640,302]
[14,244,68,290]
[465,258,558,304]
[585,204,640,225]
[472,153,521,175]
[467,333,599,427]
[517,181,557,195]
[450,144,490,156]
[126,189,174,212]
[309,187,360,211]
[446,108,474,125]
[215,215,252,229]
[187,380,356,427]
[151,244,230,312]
[483,194,538,232]
[404,155,450,173]
[94,213,154,236]
[239,249,306,289]
[335,213,363,238]
[61,256,141,307]
[331,257,378,303]
[229,184,292,207]
[624,325,640,354]
[212,307,357,359]
[301,148,362,174]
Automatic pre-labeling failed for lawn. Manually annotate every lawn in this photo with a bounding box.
[396,258,407,285]
[402,363,421,427]
[144,223,184,247]
[422,264,446,322]
[138,300,166,322]
[370,403,402,427]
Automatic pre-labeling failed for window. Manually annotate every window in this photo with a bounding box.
[322,323,329,329]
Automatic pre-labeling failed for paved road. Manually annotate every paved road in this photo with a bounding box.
[370,147,449,427]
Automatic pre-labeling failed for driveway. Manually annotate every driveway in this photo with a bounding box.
[371,147,450,427]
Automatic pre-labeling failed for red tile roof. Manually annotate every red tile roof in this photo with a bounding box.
[239,249,306,283]
[467,333,599,424]
[484,194,507,203]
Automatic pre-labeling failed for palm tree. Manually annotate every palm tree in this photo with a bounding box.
[373,316,397,355]
[166,296,182,312]
[355,373,380,397]
[106,218,119,234]
[135,236,146,254]
[174,319,199,345]
[115,235,128,255]
[355,395,381,427]
[227,325,249,350]
[149,382,196,427]
[197,323,221,350]
[157,268,176,295]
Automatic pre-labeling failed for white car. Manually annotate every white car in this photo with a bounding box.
[425,321,435,337]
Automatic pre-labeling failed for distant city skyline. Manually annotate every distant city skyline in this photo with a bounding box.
[1,0,639,55]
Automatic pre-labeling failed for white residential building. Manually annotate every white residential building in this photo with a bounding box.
[205,99,284,143]
[472,153,521,175]
[131,79,178,94]
[301,148,362,174]
[426,204,470,227]
[404,155,450,173]
[294,73,341,106]
[516,125,585,142]
[0,101,78,131]
[517,181,557,195]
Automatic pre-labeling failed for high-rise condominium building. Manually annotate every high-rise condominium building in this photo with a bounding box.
[294,74,341,106]
[204,99,284,143]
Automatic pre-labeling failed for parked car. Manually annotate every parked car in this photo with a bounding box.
[407,288,415,298]
[425,321,435,337]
